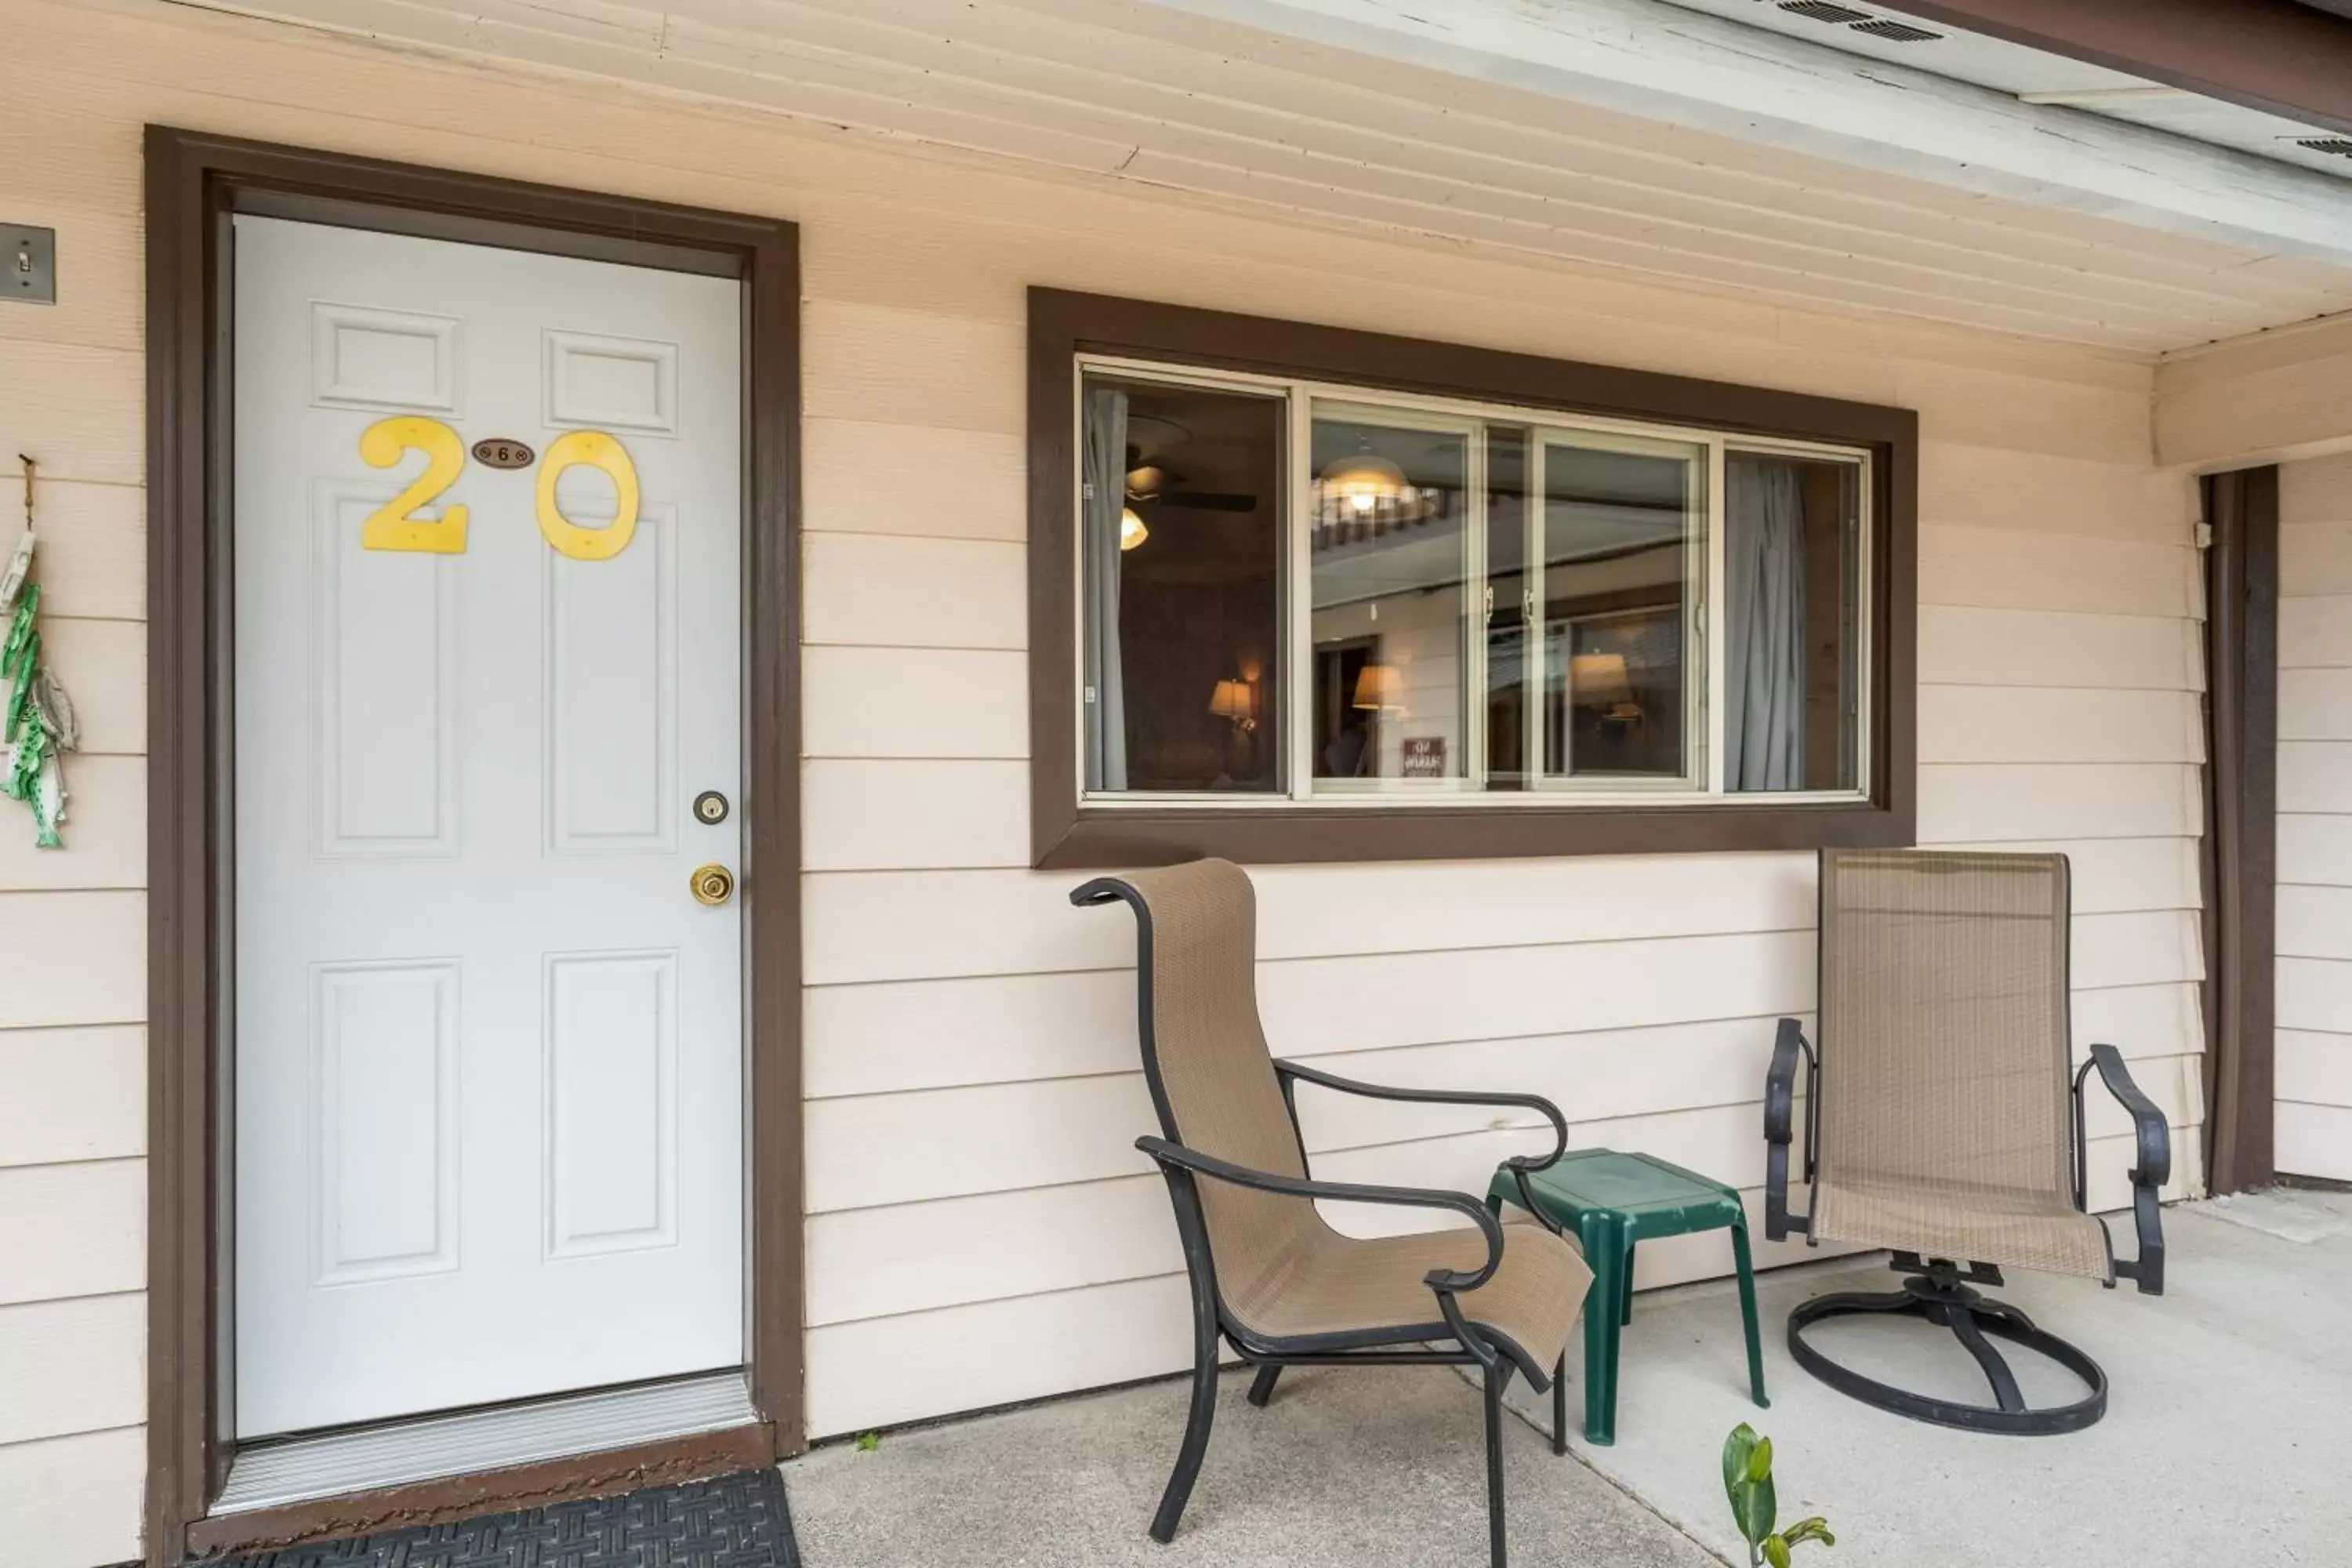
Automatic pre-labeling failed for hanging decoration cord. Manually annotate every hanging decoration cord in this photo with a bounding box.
[2,454,76,848]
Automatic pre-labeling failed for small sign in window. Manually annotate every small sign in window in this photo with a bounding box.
[1401,736,1448,779]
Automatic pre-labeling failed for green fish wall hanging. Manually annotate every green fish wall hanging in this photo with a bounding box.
[3,456,77,848]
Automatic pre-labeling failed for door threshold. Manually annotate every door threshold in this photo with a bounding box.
[216,1370,759,1514]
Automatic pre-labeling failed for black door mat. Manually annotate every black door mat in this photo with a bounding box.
[215,1468,798,1568]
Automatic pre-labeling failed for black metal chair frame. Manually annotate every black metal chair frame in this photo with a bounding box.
[1764,1017,2171,1435]
[1075,877,1570,1568]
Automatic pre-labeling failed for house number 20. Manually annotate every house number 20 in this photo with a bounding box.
[360,416,639,561]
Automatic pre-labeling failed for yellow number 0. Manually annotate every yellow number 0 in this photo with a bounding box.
[359,416,469,554]
[535,430,640,562]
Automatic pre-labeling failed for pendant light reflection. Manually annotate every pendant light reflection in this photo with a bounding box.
[1312,445,1436,546]
[1319,453,1410,515]
[1120,506,1149,551]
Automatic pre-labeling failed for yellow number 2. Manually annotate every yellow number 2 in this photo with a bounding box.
[359,416,470,554]
[535,430,641,562]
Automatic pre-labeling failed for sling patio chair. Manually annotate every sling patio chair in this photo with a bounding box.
[1073,858,1593,1568]
[1764,848,2169,1436]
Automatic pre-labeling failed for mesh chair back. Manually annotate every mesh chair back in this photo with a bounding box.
[1113,859,1320,1320]
[1814,849,2082,1254]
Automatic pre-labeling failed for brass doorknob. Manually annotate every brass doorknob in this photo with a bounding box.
[691,863,735,906]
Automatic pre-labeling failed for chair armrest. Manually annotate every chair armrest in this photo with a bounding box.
[1069,877,1135,909]
[1135,1134,1506,1293]
[2072,1044,2169,1296]
[1762,1018,1817,1243]
[2082,1044,2171,1189]
[1273,1059,1568,1173]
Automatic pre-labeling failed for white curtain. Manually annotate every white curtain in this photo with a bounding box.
[1082,387,1131,791]
[1726,456,1806,791]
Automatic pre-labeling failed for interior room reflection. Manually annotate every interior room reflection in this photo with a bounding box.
[1538,439,1700,782]
[1309,414,1471,784]
[1081,376,1283,793]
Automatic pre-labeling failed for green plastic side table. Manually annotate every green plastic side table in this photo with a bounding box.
[1486,1149,1768,1447]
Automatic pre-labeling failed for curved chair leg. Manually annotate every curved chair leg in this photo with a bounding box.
[1786,1273,2107,1435]
[1150,1336,1218,1543]
[1483,1363,1510,1568]
[1946,1308,2026,1414]
[1246,1363,1281,1408]
[1552,1351,1568,1457]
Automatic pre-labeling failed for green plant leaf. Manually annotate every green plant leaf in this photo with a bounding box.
[1722,1425,1761,1503]
[855,1430,880,1453]
[1783,1517,1833,1548]
[1763,1535,1791,1568]
[1747,1437,1775,1485]
[1733,1472,1778,1545]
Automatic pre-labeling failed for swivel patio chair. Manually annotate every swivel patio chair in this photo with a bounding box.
[1764,848,2169,1435]
[1073,858,1592,1568]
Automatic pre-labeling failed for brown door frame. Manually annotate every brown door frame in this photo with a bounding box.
[143,127,803,1563]
[2198,466,2279,1195]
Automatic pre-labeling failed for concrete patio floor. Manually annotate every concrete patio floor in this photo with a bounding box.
[781,1189,2348,1567]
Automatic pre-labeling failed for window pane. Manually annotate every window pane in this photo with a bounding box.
[1309,408,1472,787]
[1726,452,1863,793]
[1080,376,1284,794]
[1537,434,1706,784]
[1484,425,1531,790]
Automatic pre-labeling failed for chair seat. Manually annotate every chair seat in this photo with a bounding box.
[1812,1173,2111,1280]
[1225,1218,1593,1377]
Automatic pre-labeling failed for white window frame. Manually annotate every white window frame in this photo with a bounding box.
[1073,353,1874,811]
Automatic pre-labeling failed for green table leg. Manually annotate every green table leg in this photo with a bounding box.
[1579,1211,1628,1445]
[1621,1241,1637,1327]
[1730,1215,1769,1409]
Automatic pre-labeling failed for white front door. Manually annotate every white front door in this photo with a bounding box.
[232,216,746,1437]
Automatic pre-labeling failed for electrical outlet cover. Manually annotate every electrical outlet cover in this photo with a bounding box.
[4,224,56,305]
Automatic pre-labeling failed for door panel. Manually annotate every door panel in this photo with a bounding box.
[233,216,745,1436]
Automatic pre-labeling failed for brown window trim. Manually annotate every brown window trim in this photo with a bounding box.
[1026,287,1918,869]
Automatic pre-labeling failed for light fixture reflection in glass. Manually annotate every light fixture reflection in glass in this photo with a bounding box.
[1312,445,1438,543]
[1319,453,1409,515]
[1120,506,1149,551]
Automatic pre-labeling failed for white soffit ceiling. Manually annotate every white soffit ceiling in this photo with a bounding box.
[172,0,2352,353]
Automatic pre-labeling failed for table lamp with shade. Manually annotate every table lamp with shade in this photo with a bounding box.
[1569,652,1641,724]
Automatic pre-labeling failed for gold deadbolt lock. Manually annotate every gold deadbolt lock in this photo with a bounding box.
[691,863,736,906]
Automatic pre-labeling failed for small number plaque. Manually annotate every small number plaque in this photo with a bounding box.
[470,437,535,470]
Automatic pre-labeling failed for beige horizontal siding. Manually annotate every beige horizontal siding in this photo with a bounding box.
[2276,453,2352,1180]
[0,481,146,622]
[2277,1102,2352,1185]
[0,0,2228,1519]
[0,895,146,1031]
[1918,527,2198,619]
[804,972,2202,1105]
[2281,595,2352,669]
[0,1295,143,1447]
[2156,316,2352,470]
[0,1427,144,1568]
[0,1161,144,1308]
[1916,607,2204,691]
[0,1029,144,1168]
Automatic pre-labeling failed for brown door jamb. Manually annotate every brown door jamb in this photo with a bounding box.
[2198,465,2279,1195]
[143,126,804,1565]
